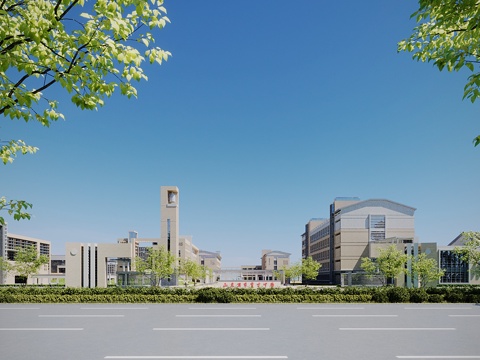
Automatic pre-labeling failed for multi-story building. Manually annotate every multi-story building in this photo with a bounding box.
[261,249,291,271]
[65,186,221,287]
[0,223,51,285]
[302,218,330,282]
[199,250,222,271]
[302,197,416,285]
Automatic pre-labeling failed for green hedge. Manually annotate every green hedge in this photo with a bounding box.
[0,285,479,303]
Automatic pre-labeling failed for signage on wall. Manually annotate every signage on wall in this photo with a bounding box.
[219,281,280,288]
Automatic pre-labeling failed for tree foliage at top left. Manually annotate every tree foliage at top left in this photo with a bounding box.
[0,0,171,125]
[0,0,171,225]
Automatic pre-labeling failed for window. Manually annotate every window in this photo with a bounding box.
[167,219,171,252]
[370,215,385,229]
[440,250,469,283]
[370,231,385,241]
[369,215,385,241]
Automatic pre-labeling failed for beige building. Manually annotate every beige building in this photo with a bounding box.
[199,250,222,271]
[261,249,291,271]
[65,186,221,287]
[303,198,416,285]
[0,223,51,285]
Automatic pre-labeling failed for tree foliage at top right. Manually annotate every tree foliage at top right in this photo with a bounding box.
[398,0,480,146]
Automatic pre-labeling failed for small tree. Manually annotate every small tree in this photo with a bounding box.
[361,245,408,286]
[135,246,175,287]
[360,257,385,285]
[453,231,480,278]
[411,253,444,288]
[280,262,302,284]
[178,259,202,287]
[302,256,321,282]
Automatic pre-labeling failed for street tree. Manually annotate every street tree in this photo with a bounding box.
[453,231,480,277]
[361,245,408,285]
[135,246,175,286]
[1,0,171,224]
[410,252,444,287]
[275,261,302,284]
[275,257,321,284]
[178,259,203,286]
[398,0,480,147]
[301,256,321,281]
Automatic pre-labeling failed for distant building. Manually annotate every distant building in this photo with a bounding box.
[199,250,222,271]
[261,249,291,271]
[50,255,65,275]
[236,250,291,281]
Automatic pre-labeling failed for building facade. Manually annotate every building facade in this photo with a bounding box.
[261,250,291,271]
[302,198,416,285]
[65,186,222,287]
[0,223,51,285]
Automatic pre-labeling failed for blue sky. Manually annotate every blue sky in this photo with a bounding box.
[1,0,479,267]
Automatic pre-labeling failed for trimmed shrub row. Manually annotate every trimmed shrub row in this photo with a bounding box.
[0,285,479,303]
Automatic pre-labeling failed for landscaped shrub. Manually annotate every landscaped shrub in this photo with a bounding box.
[196,288,234,303]
[409,288,429,303]
[427,293,444,303]
[387,286,410,303]
[371,288,389,303]
[0,285,479,303]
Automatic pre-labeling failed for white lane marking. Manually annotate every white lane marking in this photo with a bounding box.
[39,315,124,318]
[297,307,365,310]
[0,328,83,331]
[404,307,472,310]
[340,328,456,331]
[81,307,148,310]
[313,315,397,317]
[188,307,257,310]
[176,315,261,318]
[105,357,288,359]
[0,307,40,310]
[448,315,480,317]
[397,357,480,359]
[153,328,270,331]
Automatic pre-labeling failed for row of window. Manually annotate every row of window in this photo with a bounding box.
[311,250,329,262]
[310,239,329,253]
[310,226,330,242]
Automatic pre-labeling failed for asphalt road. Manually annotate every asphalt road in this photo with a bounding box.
[0,303,479,360]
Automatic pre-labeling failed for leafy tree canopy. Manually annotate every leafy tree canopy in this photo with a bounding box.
[398,0,480,146]
[410,252,444,287]
[301,256,321,281]
[1,0,170,124]
[1,0,170,224]
[361,245,408,285]
[178,258,203,286]
[275,257,321,284]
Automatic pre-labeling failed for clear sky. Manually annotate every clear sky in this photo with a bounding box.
[1,0,479,267]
